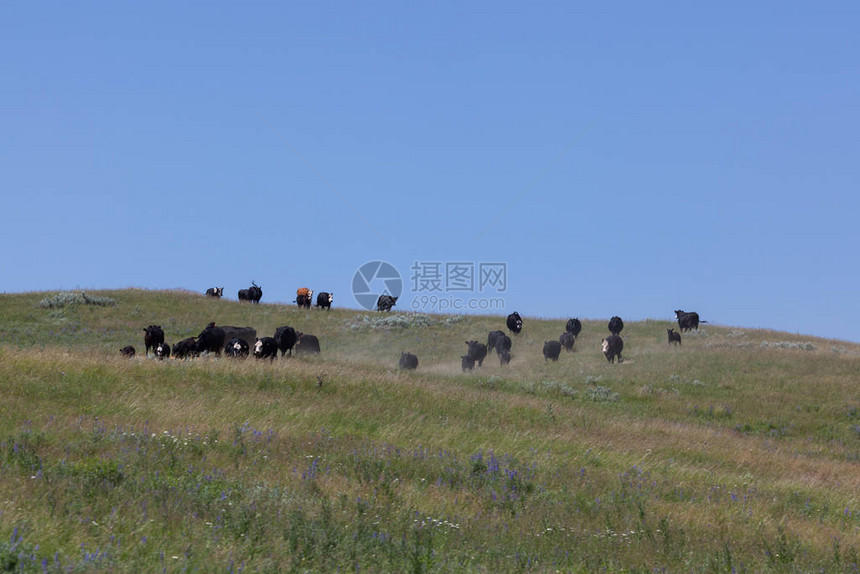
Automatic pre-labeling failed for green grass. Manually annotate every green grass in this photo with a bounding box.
[1,289,859,571]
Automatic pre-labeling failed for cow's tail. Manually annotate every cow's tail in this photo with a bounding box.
[700,320,708,324]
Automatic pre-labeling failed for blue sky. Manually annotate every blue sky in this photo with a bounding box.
[2,1,858,342]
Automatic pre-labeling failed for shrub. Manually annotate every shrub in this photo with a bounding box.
[38,292,116,309]
[761,341,816,351]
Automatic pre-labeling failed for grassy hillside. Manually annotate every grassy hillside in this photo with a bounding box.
[1,289,858,572]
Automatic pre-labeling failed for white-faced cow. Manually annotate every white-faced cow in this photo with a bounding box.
[155,341,171,360]
[315,292,333,310]
[205,287,224,298]
[506,312,523,335]
[143,325,164,356]
[674,310,705,332]
[253,337,278,360]
[608,316,624,336]
[399,352,419,370]
[296,287,314,309]
[602,335,624,363]
[225,337,250,358]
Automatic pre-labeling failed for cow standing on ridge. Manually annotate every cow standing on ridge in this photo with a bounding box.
[315,292,333,310]
[608,316,624,336]
[506,312,523,335]
[565,318,582,337]
[675,310,705,332]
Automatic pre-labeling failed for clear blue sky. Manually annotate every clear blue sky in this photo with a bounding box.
[2,2,858,342]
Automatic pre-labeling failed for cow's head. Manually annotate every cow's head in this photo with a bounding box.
[601,339,610,354]
[254,339,263,355]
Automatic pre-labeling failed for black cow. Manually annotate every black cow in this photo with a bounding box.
[239,282,262,303]
[225,337,250,358]
[608,316,624,336]
[172,337,199,359]
[205,287,224,298]
[196,325,226,355]
[674,310,705,332]
[506,312,523,335]
[274,326,299,357]
[143,325,164,356]
[499,349,512,366]
[461,355,476,372]
[667,329,682,346]
[315,292,333,310]
[296,332,321,354]
[399,352,419,370]
[602,335,624,363]
[377,295,398,312]
[465,340,488,367]
[487,330,508,354]
[119,345,135,358]
[155,342,171,360]
[565,318,582,337]
[253,337,278,360]
[559,332,575,353]
[543,340,562,362]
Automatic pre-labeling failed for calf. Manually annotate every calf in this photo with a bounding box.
[253,337,278,360]
[602,335,624,363]
[205,287,224,298]
[274,325,299,357]
[608,316,624,336]
[461,355,476,372]
[119,345,136,358]
[399,352,419,370]
[155,341,171,360]
[674,310,705,332]
[143,325,164,356]
[543,340,562,362]
[225,337,250,358]
[559,332,575,352]
[667,328,682,346]
[377,294,398,312]
[296,332,321,354]
[296,287,314,309]
[315,291,334,310]
[565,318,582,337]
[172,337,199,359]
[506,312,523,335]
[465,340,488,367]
[220,326,256,349]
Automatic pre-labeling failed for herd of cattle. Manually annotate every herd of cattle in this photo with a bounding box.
[120,284,706,372]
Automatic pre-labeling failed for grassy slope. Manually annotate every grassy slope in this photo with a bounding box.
[1,289,859,572]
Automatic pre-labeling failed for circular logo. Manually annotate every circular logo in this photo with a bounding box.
[352,260,402,310]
